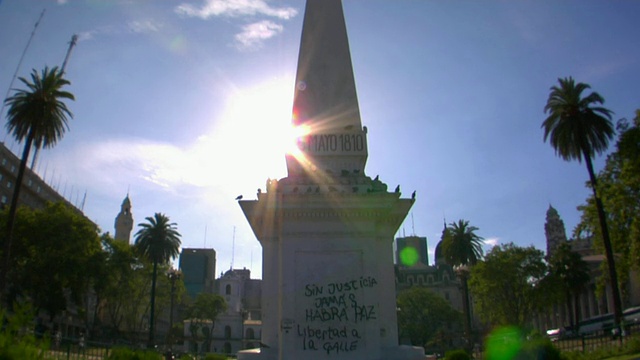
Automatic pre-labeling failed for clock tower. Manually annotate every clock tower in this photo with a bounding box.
[114,194,134,243]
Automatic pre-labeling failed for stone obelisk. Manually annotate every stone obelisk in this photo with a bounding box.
[239,1,424,359]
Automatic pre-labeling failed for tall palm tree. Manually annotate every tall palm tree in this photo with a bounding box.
[442,219,483,349]
[1,66,74,300]
[134,213,181,347]
[542,76,622,327]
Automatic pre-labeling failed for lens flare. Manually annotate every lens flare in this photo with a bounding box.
[399,247,419,267]
[485,326,523,360]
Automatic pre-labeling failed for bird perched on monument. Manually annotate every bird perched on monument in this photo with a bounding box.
[235,195,243,200]
[411,190,416,200]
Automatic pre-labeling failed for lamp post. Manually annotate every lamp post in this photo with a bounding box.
[454,265,472,351]
[167,268,182,352]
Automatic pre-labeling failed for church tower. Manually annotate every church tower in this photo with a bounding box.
[239,1,423,359]
[114,195,134,243]
[545,205,567,259]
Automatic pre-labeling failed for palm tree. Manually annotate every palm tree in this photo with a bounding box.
[542,76,622,328]
[1,66,74,301]
[549,242,591,334]
[442,219,483,349]
[134,213,181,347]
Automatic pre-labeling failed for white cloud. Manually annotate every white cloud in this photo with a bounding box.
[235,20,283,50]
[484,237,500,248]
[128,20,162,34]
[175,0,297,20]
[77,20,162,41]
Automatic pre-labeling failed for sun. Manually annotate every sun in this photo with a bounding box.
[211,77,308,181]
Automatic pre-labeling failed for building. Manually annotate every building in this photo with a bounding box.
[396,235,429,267]
[395,234,464,312]
[182,267,262,355]
[179,248,217,300]
[535,205,640,333]
[0,142,71,209]
[114,194,133,243]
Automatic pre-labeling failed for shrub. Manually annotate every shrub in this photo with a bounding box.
[519,337,562,360]
[203,354,227,360]
[106,347,162,360]
[0,305,48,360]
[445,349,470,360]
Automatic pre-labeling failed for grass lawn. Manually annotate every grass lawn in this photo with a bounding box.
[602,354,640,360]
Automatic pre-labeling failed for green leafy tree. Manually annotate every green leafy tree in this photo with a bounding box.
[542,76,622,326]
[185,293,227,352]
[397,287,461,352]
[134,213,181,347]
[547,242,591,333]
[469,243,547,328]
[1,66,74,301]
[575,110,640,304]
[1,202,102,320]
[441,219,483,346]
[98,235,146,339]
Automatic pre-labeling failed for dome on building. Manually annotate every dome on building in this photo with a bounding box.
[434,240,445,266]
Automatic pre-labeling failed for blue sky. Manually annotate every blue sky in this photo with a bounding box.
[1,0,638,279]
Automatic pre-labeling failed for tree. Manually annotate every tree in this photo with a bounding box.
[185,293,227,352]
[542,76,622,327]
[134,213,181,347]
[441,219,483,347]
[0,202,102,320]
[469,243,548,328]
[396,287,461,352]
[1,66,74,301]
[575,110,640,304]
[547,242,591,333]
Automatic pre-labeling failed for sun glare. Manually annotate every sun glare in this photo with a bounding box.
[213,78,302,180]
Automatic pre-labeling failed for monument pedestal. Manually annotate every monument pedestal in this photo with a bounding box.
[239,179,425,360]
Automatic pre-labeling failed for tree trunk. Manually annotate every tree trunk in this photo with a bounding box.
[1,133,35,305]
[566,291,575,332]
[574,292,582,334]
[148,260,158,348]
[461,273,472,350]
[583,150,623,328]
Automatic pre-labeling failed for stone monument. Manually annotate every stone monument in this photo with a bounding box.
[238,1,424,359]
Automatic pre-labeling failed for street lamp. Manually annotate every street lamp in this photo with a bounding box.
[167,268,182,352]
[454,265,472,350]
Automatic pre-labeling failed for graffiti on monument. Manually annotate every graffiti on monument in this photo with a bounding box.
[297,276,378,356]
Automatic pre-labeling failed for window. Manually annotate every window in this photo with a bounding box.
[246,328,255,339]
[225,284,231,295]
[36,185,41,193]
[1,158,6,165]
[1,195,6,204]
[10,165,15,173]
[445,292,450,301]
[225,326,231,339]
[27,179,33,187]
[6,181,11,189]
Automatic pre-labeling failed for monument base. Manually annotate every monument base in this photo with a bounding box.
[237,345,425,360]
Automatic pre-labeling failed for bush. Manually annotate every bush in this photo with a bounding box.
[445,349,470,360]
[202,354,227,360]
[106,347,162,360]
[519,337,562,360]
[0,305,48,360]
